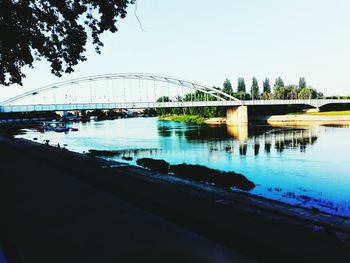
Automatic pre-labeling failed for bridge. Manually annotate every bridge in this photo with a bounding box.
[1,73,349,125]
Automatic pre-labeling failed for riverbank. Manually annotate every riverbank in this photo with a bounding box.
[1,135,350,262]
[264,112,350,126]
[0,135,252,263]
[303,110,350,116]
[161,110,350,126]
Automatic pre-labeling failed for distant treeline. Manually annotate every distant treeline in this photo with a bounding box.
[148,77,328,118]
[218,76,324,100]
[220,76,348,100]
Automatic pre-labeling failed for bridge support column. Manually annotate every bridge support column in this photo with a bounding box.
[305,107,320,113]
[226,106,248,126]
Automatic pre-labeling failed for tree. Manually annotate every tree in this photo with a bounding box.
[285,85,298,99]
[298,77,307,91]
[237,77,246,93]
[156,96,172,115]
[273,86,286,99]
[157,96,172,103]
[263,78,271,93]
[251,77,259,99]
[261,92,273,100]
[274,76,284,88]
[211,86,222,101]
[222,79,233,96]
[0,0,135,85]
[317,92,324,99]
[298,87,317,99]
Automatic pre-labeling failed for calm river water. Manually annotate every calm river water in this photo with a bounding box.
[17,117,350,217]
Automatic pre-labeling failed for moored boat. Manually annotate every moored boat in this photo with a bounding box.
[39,120,75,133]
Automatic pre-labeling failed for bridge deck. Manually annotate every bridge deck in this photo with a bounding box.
[1,99,350,113]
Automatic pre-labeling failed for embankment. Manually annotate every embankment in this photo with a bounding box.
[1,136,350,262]
[161,111,350,126]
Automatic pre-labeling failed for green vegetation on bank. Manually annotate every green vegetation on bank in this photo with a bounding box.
[154,93,227,118]
[160,114,207,124]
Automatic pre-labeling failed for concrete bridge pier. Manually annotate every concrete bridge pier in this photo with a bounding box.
[226,106,248,126]
[305,107,320,113]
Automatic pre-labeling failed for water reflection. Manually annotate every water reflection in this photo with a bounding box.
[157,122,319,156]
[89,148,161,158]
[227,125,248,142]
[265,142,271,154]
[158,126,172,137]
[271,129,318,153]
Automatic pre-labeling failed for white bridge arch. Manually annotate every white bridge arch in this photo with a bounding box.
[1,73,238,105]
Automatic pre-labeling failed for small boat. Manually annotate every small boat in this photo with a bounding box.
[54,124,70,133]
[39,120,71,133]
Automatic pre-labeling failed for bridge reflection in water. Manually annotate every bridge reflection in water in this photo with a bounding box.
[180,124,319,157]
[92,123,319,159]
[87,122,320,159]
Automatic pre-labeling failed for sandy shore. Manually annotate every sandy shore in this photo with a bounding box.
[203,117,226,124]
[164,114,350,126]
[265,114,350,126]
[1,136,350,262]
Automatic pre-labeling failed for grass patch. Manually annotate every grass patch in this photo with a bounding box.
[160,115,207,124]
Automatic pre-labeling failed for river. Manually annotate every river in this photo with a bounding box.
[16,117,350,217]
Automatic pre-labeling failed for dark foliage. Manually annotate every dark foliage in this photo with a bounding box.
[0,111,59,119]
[0,0,134,85]
[136,158,170,173]
[135,157,255,191]
[170,164,255,191]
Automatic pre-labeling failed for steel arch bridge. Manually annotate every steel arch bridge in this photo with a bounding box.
[1,73,239,104]
[0,73,350,113]
[0,73,240,112]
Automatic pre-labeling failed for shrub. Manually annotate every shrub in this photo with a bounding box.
[136,158,170,173]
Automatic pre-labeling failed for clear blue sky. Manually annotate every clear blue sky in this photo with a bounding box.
[2,0,350,100]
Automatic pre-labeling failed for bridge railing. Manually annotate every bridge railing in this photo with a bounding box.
[244,99,350,107]
[1,99,350,113]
